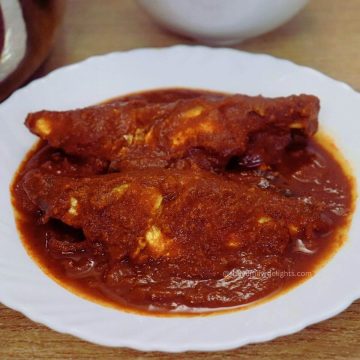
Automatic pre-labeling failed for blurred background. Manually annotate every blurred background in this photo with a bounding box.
[1,0,360,102]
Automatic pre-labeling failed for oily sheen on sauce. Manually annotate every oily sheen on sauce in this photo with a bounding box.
[11,89,354,315]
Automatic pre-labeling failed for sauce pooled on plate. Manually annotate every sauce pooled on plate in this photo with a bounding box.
[11,89,355,315]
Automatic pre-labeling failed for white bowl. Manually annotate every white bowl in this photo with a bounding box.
[137,0,309,45]
[0,46,360,352]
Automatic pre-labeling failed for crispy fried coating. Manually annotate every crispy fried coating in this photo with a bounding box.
[25,99,174,163]
[23,168,328,274]
[25,94,319,171]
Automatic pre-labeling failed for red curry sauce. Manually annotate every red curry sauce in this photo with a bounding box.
[11,89,355,315]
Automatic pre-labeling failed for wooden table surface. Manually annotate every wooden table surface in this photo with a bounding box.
[1,0,360,358]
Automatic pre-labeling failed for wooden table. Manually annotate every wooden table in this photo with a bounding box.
[1,0,360,358]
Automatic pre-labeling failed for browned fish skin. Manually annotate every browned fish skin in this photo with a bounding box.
[23,167,328,273]
[25,94,319,171]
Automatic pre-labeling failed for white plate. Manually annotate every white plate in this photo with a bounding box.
[1,45,360,352]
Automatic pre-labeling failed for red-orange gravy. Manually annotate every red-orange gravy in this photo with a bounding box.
[11,89,355,315]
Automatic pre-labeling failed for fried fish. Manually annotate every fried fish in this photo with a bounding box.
[26,94,319,171]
